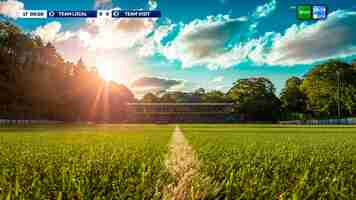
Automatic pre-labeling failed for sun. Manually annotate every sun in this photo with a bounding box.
[97,60,114,81]
[98,66,114,81]
[95,56,133,85]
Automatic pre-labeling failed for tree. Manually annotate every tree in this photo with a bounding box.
[0,21,137,122]
[301,60,356,117]
[160,92,178,103]
[142,93,159,103]
[156,91,205,103]
[41,42,58,65]
[228,77,281,121]
[77,58,86,70]
[352,59,356,68]
[202,90,231,103]
[194,88,205,96]
[280,77,307,116]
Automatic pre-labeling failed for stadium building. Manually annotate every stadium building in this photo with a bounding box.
[127,103,235,123]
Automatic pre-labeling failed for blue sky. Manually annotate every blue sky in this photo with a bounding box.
[1,0,356,97]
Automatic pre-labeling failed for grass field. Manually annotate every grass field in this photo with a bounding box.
[0,124,173,199]
[1,124,356,199]
[182,125,356,199]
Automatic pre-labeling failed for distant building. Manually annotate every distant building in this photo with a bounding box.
[127,103,235,123]
[352,60,356,67]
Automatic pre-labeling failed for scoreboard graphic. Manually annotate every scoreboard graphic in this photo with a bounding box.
[297,5,328,20]
[19,10,162,19]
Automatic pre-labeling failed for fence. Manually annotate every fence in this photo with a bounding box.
[279,118,356,125]
[0,119,63,125]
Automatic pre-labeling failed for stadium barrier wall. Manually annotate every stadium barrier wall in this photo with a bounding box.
[279,118,356,125]
[0,119,63,125]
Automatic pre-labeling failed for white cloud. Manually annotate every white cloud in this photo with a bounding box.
[32,18,147,86]
[159,9,356,68]
[130,76,185,97]
[155,1,278,69]
[212,76,224,83]
[215,85,230,91]
[131,76,183,89]
[95,0,112,9]
[32,21,78,46]
[237,16,248,21]
[30,0,279,73]
[0,0,24,19]
[138,23,175,57]
[53,33,89,62]
[148,0,157,10]
[138,39,156,57]
[253,0,277,19]
[162,15,249,69]
[250,10,356,66]
[33,21,62,43]
[153,23,175,43]
[31,0,356,83]
[82,16,156,50]
[33,11,157,56]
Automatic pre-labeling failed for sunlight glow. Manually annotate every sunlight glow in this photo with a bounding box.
[94,55,134,85]
[98,66,114,81]
[97,59,114,81]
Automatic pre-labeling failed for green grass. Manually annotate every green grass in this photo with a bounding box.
[0,124,173,200]
[182,124,356,199]
[3,124,356,199]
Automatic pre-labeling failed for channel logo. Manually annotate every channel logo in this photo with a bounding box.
[297,4,327,20]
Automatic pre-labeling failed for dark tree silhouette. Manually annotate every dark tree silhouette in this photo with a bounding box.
[0,21,134,122]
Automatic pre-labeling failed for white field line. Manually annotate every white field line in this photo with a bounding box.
[164,125,217,200]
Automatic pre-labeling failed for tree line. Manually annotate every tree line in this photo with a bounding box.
[0,21,134,122]
[142,59,356,121]
[1,21,356,122]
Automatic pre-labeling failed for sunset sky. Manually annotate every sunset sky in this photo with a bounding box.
[1,0,356,97]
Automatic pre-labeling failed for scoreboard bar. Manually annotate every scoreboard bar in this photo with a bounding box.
[47,10,97,18]
[20,10,47,18]
[112,10,161,18]
[19,10,161,19]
